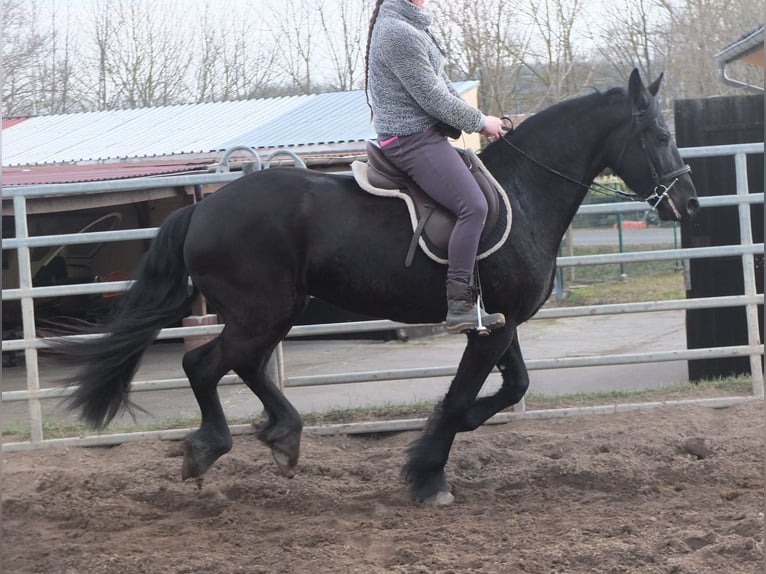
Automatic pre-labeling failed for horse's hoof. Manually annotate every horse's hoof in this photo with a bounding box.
[181,432,232,480]
[181,443,206,480]
[254,419,302,478]
[423,490,455,506]
[271,449,297,478]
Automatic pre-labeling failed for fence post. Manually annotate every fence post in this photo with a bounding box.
[616,214,627,279]
[12,195,44,444]
[733,152,763,397]
[266,344,285,390]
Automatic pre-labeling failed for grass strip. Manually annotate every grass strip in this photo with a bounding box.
[2,376,752,441]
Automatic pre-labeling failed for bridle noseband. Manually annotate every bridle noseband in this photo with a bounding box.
[615,100,691,218]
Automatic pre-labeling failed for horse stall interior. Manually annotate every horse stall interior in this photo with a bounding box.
[675,94,764,381]
[1,188,192,365]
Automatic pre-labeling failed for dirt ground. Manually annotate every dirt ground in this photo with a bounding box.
[3,401,764,574]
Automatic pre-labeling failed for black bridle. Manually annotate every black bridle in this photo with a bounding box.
[614,99,692,217]
[500,104,692,217]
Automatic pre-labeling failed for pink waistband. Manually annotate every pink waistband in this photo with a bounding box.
[378,135,398,148]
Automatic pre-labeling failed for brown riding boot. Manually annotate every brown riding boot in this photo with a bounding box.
[445,279,505,334]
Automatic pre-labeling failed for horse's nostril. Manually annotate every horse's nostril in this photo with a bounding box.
[687,197,700,215]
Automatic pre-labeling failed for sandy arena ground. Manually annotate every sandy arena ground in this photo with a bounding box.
[3,400,764,573]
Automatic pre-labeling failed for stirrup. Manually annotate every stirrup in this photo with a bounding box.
[475,291,491,336]
[471,265,503,336]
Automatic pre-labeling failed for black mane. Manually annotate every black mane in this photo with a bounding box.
[479,86,629,168]
[514,87,626,136]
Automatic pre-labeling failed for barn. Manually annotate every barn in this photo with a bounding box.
[3,81,480,280]
[2,82,482,335]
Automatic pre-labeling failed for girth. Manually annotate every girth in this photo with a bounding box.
[351,140,512,267]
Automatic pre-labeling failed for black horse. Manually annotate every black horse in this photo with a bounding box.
[58,70,698,505]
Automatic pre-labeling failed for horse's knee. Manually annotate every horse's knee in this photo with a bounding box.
[490,375,530,415]
[458,375,530,432]
[504,375,529,405]
[497,353,530,402]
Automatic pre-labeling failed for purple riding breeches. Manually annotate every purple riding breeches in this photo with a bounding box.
[377,126,487,283]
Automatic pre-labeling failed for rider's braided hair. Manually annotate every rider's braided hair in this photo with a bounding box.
[364,0,386,119]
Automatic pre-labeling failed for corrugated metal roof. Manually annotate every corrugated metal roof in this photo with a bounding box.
[2,117,30,129]
[2,95,309,166]
[715,24,764,63]
[218,90,374,150]
[2,82,478,168]
[1,159,212,187]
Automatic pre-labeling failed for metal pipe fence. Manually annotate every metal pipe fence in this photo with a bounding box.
[2,142,763,451]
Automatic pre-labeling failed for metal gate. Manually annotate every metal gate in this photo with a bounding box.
[2,143,763,451]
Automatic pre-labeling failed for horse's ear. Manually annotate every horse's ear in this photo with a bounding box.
[648,72,664,96]
[628,68,651,111]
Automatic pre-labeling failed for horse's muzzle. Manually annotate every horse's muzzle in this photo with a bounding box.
[665,195,700,222]
[651,179,699,221]
[685,197,700,218]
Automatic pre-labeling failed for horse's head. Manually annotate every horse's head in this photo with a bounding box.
[608,69,699,221]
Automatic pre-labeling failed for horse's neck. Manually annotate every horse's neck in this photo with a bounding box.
[487,100,619,250]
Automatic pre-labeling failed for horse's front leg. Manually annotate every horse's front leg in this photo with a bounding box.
[457,334,529,432]
[404,327,513,505]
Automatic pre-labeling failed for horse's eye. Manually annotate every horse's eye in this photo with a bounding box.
[656,131,670,145]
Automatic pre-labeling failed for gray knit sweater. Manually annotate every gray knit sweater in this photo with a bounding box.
[368,0,484,136]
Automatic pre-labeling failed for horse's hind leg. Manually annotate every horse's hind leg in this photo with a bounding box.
[404,327,513,504]
[457,334,529,432]
[216,280,306,477]
[181,338,235,479]
[181,324,304,480]
[234,356,302,478]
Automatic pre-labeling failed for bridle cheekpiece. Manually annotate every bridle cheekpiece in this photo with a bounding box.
[617,99,692,218]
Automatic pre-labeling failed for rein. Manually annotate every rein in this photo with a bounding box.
[498,134,637,201]
[499,106,691,214]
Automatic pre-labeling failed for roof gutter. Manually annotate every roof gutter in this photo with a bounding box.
[716,60,764,93]
[714,26,764,94]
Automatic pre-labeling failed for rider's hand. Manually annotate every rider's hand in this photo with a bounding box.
[480,115,504,140]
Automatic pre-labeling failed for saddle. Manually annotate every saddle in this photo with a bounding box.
[351,140,512,267]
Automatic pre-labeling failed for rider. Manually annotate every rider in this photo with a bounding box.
[365,0,506,334]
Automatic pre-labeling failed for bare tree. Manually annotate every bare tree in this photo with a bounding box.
[267,0,320,94]
[316,0,368,90]
[661,0,764,100]
[6,0,761,117]
[433,0,529,116]
[40,0,84,113]
[193,2,279,102]
[86,0,118,109]
[591,0,673,87]
[193,6,221,103]
[521,0,595,109]
[87,0,193,109]
[2,0,49,115]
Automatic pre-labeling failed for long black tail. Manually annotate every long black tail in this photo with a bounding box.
[56,204,198,428]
